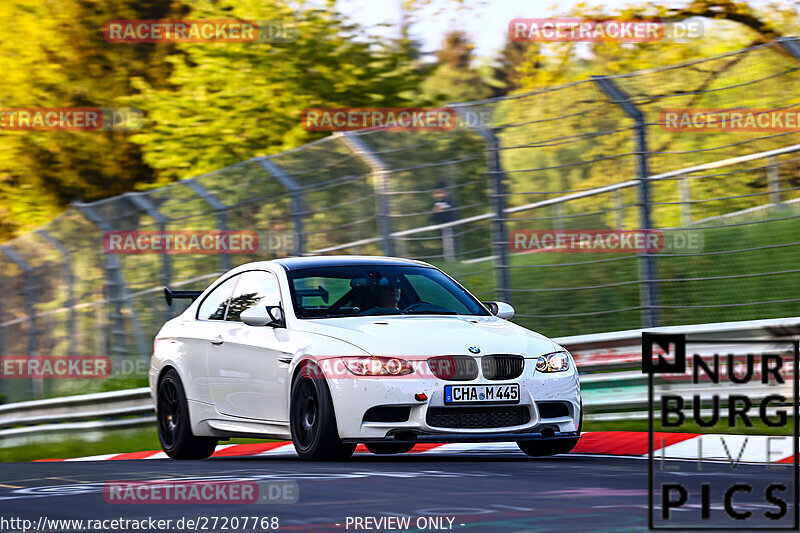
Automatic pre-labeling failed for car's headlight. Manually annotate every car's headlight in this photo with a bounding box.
[341,356,414,376]
[535,351,570,373]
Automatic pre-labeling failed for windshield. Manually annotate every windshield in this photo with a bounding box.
[287,265,490,319]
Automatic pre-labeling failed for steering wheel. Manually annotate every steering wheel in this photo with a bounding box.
[402,302,431,312]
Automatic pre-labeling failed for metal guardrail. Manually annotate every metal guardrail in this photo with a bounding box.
[564,316,800,421]
[0,316,797,446]
[0,387,153,446]
[0,387,152,429]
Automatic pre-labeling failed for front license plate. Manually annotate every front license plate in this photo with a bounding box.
[444,384,520,404]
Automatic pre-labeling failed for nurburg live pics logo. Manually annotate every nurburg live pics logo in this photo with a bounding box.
[642,332,799,530]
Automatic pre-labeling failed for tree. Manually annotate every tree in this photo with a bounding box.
[419,31,492,105]
[127,0,424,186]
[491,38,535,96]
[0,0,180,239]
[513,0,796,90]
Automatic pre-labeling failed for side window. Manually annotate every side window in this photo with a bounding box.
[197,276,239,321]
[225,271,282,322]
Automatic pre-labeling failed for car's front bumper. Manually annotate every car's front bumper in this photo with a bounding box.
[327,357,581,440]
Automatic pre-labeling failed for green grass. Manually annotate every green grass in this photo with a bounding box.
[439,210,800,338]
[0,427,275,463]
[586,418,795,436]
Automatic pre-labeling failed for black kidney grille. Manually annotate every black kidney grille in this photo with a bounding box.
[426,406,530,429]
[481,355,524,380]
[428,356,479,381]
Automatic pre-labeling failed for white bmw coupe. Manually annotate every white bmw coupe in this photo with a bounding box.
[150,256,581,460]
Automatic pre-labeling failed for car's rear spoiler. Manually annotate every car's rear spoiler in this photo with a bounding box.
[164,287,202,307]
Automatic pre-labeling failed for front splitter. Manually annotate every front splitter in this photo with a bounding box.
[343,430,581,444]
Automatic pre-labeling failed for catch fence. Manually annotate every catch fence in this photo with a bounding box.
[3,39,800,401]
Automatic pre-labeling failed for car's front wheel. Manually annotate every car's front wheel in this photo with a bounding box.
[157,369,218,460]
[365,443,416,455]
[290,362,355,461]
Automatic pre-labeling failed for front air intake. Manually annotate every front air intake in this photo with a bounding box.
[537,401,571,419]
[363,406,411,423]
[427,356,479,381]
[426,406,530,429]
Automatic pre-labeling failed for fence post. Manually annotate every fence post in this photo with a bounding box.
[452,109,511,304]
[0,280,3,402]
[777,37,800,208]
[553,203,565,230]
[593,76,658,328]
[255,157,305,256]
[613,189,626,228]
[767,156,781,206]
[679,176,692,226]
[0,276,4,355]
[339,132,394,256]
[125,193,171,325]
[73,202,149,362]
[183,179,232,270]
[0,245,41,398]
[778,36,800,60]
[35,230,76,356]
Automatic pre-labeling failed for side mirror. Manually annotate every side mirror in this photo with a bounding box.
[241,305,285,328]
[266,305,285,328]
[484,301,514,320]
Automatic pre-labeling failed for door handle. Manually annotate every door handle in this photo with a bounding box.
[210,335,224,346]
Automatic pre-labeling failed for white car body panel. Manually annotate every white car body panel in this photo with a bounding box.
[149,257,581,444]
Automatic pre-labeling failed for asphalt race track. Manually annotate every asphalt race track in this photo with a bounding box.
[0,451,795,532]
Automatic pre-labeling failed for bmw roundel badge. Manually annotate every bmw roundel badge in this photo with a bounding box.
[468,346,480,354]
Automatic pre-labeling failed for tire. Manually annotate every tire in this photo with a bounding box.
[290,362,356,461]
[157,369,218,460]
[518,400,582,457]
[365,443,416,455]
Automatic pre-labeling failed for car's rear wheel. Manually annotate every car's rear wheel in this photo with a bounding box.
[157,369,218,460]
[365,443,416,455]
[290,362,355,461]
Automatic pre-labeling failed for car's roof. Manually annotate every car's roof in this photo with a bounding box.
[270,255,433,271]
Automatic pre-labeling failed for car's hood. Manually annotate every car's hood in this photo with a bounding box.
[293,315,559,357]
